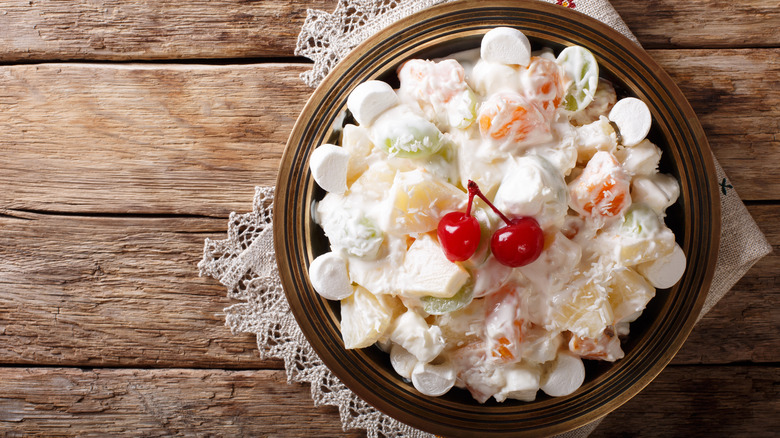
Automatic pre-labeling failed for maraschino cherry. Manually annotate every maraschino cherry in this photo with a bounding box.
[490,216,544,267]
[438,184,481,261]
[438,180,544,267]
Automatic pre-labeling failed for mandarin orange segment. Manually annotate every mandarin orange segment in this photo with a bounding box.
[485,286,524,363]
[492,337,514,360]
[397,58,476,129]
[479,113,492,132]
[569,151,631,219]
[523,57,565,115]
[568,332,624,362]
[478,92,548,145]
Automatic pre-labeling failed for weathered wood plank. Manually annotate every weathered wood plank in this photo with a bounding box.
[0,50,777,216]
[0,367,362,437]
[650,49,780,201]
[0,366,775,436]
[611,0,780,49]
[0,63,309,216]
[0,205,776,368]
[594,365,780,437]
[0,0,332,61]
[0,0,777,62]
[0,212,273,369]
[651,49,780,137]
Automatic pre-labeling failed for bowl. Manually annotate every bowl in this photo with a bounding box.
[274,1,720,436]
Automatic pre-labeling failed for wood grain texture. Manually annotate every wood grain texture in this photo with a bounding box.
[0,211,273,369]
[0,0,333,61]
[0,0,777,62]
[0,50,777,217]
[610,0,780,49]
[0,205,776,368]
[0,63,309,216]
[651,48,780,202]
[593,365,780,437]
[0,367,362,437]
[0,1,776,436]
[0,366,775,437]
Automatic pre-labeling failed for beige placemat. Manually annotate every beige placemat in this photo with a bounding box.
[199,1,772,436]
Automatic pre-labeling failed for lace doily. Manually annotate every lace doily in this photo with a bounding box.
[198,187,432,438]
[295,0,448,88]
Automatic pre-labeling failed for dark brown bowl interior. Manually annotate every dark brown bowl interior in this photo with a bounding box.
[275,1,720,436]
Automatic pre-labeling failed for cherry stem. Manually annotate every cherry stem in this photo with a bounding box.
[467,180,512,225]
[465,185,475,217]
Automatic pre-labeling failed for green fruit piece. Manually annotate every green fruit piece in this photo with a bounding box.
[469,207,493,264]
[621,203,661,237]
[373,111,444,158]
[421,280,474,315]
[557,45,599,112]
[345,216,384,259]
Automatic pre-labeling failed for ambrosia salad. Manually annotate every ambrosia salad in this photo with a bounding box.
[306,27,686,403]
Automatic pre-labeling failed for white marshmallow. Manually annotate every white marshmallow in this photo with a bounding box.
[411,362,456,397]
[308,252,353,300]
[540,351,585,397]
[346,80,400,126]
[609,97,652,147]
[390,344,419,380]
[389,310,445,363]
[637,243,686,289]
[631,173,680,214]
[309,143,349,194]
[480,27,532,67]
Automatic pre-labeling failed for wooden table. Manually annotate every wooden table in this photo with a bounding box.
[0,1,777,436]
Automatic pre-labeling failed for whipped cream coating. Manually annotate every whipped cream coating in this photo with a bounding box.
[308,27,685,403]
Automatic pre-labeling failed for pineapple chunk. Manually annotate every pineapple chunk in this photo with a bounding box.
[614,139,662,177]
[340,286,400,349]
[399,234,470,298]
[436,297,487,351]
[574,116,618,164]
[384,169,466,234]
[341,124,375,186]
[347,235,407,295]
[349,161,399,203]
[607,267,655,324]
[616,203,676,266]
[550,277,614,339]
[389,310,445,363]
[518,325,563,365]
